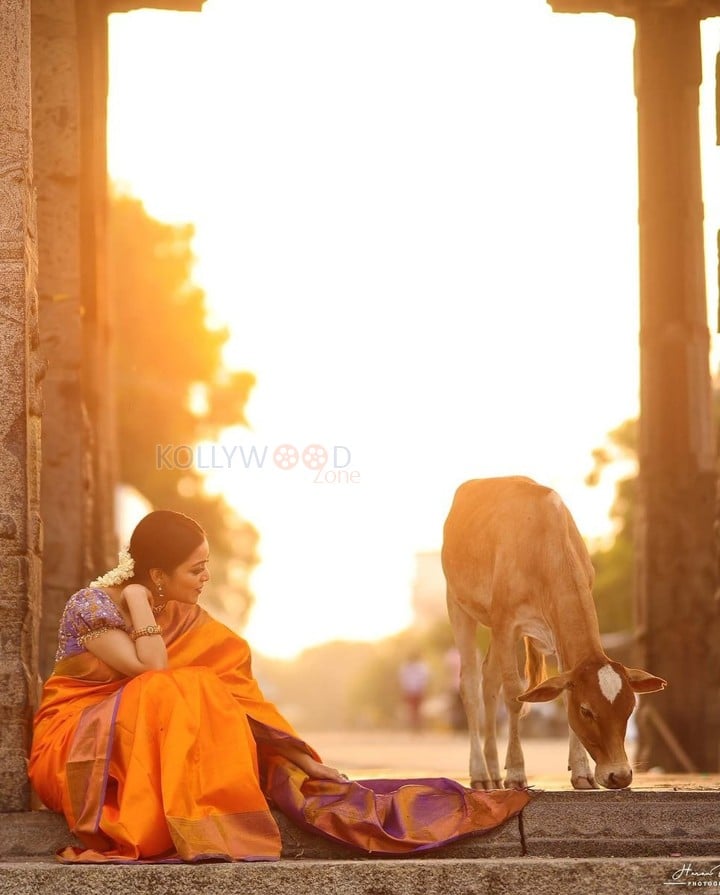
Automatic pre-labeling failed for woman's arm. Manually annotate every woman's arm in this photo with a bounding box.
[84,584,168,677]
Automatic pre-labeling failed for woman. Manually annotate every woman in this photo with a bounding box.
[29,510,530,863]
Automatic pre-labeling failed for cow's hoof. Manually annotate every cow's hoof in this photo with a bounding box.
[503,777,528,791]
[571,774,599,790]
[471,779,503,791]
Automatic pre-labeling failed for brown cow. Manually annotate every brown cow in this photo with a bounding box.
[441,476,666,791]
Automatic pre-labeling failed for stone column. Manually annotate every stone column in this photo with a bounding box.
[76,4,119,596]
[548,0,720,771]
[32,0,205,681]
[0,0,44,811]
[33,0,117,680]
[633,7,720,772]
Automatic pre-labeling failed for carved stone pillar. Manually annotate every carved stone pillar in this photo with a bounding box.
[33,0,117,680]
[32,0,205,682]
[0,0,44,811]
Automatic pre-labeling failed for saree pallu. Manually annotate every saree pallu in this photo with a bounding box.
[29,602,530,863]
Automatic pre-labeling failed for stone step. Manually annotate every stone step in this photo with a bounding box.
[2,856,720,895]
[2,789,720,861]
[522,789,720,857]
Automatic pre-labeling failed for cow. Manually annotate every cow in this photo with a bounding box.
[441,476,666,791]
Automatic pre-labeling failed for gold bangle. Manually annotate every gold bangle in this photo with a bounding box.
[131,624,162,641]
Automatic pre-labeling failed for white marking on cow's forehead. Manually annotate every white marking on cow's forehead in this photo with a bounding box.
[597,665,623,703]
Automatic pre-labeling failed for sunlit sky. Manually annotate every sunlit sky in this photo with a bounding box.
[108,1,720,658]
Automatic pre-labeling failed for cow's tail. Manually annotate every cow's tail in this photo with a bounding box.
[523,636,546,698]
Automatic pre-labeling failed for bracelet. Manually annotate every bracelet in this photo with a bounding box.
[131,624,162,641]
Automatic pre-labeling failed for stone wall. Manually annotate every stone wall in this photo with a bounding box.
[0,0,44,811]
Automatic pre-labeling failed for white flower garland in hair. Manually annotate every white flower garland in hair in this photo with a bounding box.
[89,545,135,588]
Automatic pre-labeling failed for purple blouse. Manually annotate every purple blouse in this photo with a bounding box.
[54,587,130,662]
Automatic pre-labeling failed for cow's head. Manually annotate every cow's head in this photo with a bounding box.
[517,658,666,789]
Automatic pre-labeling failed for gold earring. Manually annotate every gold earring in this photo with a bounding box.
[153,582,166,616]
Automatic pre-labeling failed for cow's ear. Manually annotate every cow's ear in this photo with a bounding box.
[517,671,573,703]
[623,667,667,694]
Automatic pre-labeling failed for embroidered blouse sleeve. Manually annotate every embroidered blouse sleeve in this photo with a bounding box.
[55,588,129,662]
[75,588,126,644]
[70,589,127,645]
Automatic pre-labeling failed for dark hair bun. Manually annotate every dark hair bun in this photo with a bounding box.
[129,510,206,581]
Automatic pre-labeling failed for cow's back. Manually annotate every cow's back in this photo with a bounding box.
[442,476,591,623]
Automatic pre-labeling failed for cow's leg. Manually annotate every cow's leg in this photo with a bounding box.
[557,660,598,790]
[567,727,597,790]
[497,631,528,790]
[481,640,503,789]
[447,594,489,789]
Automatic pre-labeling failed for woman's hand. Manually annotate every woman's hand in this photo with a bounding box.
[298,757,350,784]
[121,584,155,624]
[273,742,349,783]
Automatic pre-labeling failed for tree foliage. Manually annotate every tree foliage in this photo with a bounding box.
[108,190,258,627]
[586,418,638,634]
[586,385,719,635]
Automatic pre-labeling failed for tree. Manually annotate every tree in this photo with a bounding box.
[585,418,638,636]
[108,190,258,627]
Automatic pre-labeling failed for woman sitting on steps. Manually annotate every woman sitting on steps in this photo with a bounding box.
[29,509,529,863]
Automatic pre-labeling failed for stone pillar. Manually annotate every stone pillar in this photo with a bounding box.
[633,8,720,772]
[0,0,44,811]
[32,0,204,681]
[549,0,720,771]
[77,4,119,593]
[33,0,117,680]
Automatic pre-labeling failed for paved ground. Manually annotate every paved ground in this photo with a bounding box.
[304,728,720,790]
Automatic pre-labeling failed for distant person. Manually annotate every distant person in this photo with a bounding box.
[29,510,529,863]
[399,651,431,731]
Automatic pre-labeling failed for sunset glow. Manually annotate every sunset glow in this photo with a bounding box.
[108,1,720,658]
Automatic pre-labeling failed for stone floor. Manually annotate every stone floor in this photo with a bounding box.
[303,728,720,791]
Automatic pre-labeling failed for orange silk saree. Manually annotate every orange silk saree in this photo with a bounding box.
[29,602,530,862]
